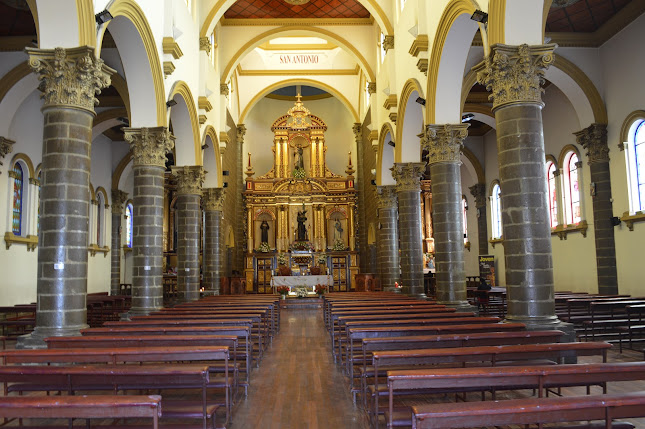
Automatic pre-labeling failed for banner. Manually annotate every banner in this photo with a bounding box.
[478,255,496,287]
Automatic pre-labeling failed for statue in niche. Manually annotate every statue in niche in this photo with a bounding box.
[333,219,343,242]
[294,146,304,170]
[296,205,308,241]
[260,220,270,244]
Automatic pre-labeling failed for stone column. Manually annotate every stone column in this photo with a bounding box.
[123,127,175,317]
[203,188,225,295]
[391,163,426,299]
[469,183,489,256]
[17,47,113,349]
[353,123,367,270]
[235,125,246,275]
[475,44,570,333]
[110,190,128,295]
[575,124,618,295]
[376,186,400,292]
[424,124,473,311]
[173,166,205,303]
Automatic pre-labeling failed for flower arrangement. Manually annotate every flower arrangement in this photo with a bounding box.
[292,167,306,179]
[277,253,288,265]
[315,284,327,295]
[289,241,314,252]
[257,242,271,253]
[332,239,346,251]
[276,285,290,295]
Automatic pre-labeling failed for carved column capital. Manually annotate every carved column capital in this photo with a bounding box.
[391,162,425,192]
[0,137,15,173]
[220,84,229,96]
[236,124,246,145]
[367,82,376,94]
[202,187,225,211]
[173,165,205,195]
[124,126,175,167]
[29,178,40,186]
[575,123,609,165]
[199,37,211,54]
[111,189,128,214]
[376,185,398,209]
[352,123,362,141]
[469,183,487,208]
[474,43,556,112]
[383,35,394,52]
[423,124,468,164]
[26,46,114,113]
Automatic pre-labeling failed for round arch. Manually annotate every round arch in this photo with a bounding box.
[461,146,485,183]
[0,62,38,137]
[202,125,223,187]
[488,0,548,46]
[620,110,645,149]
[95,186,109,206]
[112,152,133,191]
[220,26,375,85]
[199,0,393,39]
[557,143,582,169]
[239,78,359,123]
[93,108,129,139]
[168,81,202,166]
[101,0,166,127]
[10,153,35,179]
[376,122,396,186]
[395,79,424,163]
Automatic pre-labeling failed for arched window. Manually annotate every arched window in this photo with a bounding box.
[563,151,581,224]
[125,202,133,248]
[37,170,41,234]
[96,193,104,246]
[11,163,23,235]
[462,196,468,243]
[625,118,645,213]
[491,183,502,239]
[546,161,558,228]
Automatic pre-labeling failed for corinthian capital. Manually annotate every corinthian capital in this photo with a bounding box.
[202,187,225,211]
[124,127,175,167]
[423,124,468,165]
[173,165,205,195]
[26,46,114,113]
[382,35,394,52]
[236,124,246,145]
[473,43,556,111]
[111,189,129,214]
[352,123,362,141]
[376,185,398,209]
[391,162,425,192]
[469,183,487,208]
[199,37,211,54]
[574,123,609,165]
[0,137,15,172]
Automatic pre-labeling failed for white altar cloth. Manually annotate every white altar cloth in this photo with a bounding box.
[271,275,332,294]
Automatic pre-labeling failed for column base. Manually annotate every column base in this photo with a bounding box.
[439,300,478,314]
[15,324,89,349]
[122,305,162,320]
[504,316,576,360]
[408,292,428,300]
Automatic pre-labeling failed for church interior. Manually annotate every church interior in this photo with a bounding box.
[1,0,645,427]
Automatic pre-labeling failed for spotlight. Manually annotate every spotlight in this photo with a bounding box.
[461,113,475,123]
[387,141,395,147]
[201,143,209,150]
[611,216,621,226]
[222,170,230,176]
[166,99,178,107]
[223,182,228,188]
[95,10,113,25]
[415,97,426,106]
[470,9,488,24]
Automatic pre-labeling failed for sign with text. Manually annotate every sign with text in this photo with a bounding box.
[266,52,331,69]
[478,255,496,287]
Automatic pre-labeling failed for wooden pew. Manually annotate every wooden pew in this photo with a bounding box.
[0,395,163,429]
[411,391,645,429]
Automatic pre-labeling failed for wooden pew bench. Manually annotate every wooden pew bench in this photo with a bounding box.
[410,391,645,429]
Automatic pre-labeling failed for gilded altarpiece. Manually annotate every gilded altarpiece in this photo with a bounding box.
[244,97,358,293]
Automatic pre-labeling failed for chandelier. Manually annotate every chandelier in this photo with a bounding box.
[284,0,311,5]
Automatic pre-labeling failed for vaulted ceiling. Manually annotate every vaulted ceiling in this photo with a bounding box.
[223,0,370,19]
[546,0,632,32]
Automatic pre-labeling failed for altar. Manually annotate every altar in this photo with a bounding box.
[271,275,332,295]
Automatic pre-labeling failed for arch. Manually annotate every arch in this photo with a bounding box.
[220,26,375,85]
[396,79,424,163]
[488,0,546,46]
[0,62,31,106]
[545,154,558,166]
[239,78,359,123]
[200,0,393,38]
[112,152,133,191]
[557,143,582,169]
[620,110,645,149]
[93,108,128,139]
[89,182,96,202]
[33,0,80,49]
[25,0,39,44]
[10,153,35,179]
[376,122,396,186]
[202,125,223,187]
[77,0,96,47]
[254,208,276,220]
[95,186,109,206]
[168,81,202,166]
[460,69,479,112]
[103,0,166,127]
[461,146,485,183]
[427,0,480,125]
[110,73,132,122]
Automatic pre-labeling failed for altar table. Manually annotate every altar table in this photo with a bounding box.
[271,275,332,294]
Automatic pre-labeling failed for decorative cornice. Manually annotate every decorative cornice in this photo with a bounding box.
[473,43,556,112]
[198,114,207,125]
[26,46,114,113]
[0,137,15,173]
[202,187,225,211]
[382,35,394,52]
[423,124,468,165]
[416,58,428,76]
[409,35,428,57]
[163,61,175,77]
[383,94,397,110]
[173,165,205,195]
[575,123,609,165]
[367,82,376,94]
[391,162,425,192]
[376,185,398,209]
[124,126,175,167]
[199,37,211,54]
[388,112,397,124]
[198,96,212,112]
[162,37,183,60]
[220,83,230,96]
[8,170,19,179]
[111,189,128,214]
[469,183,487,208]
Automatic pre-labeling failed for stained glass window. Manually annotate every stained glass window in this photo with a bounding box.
[564,152,581,224]
[12,163,23,235]
[491,183,502,239]
[634,121,645,210]
[462,196,468,243]
[96,195,102,246]
[125,203,133,248]
[37,171,41,234]
[546,161,558,228]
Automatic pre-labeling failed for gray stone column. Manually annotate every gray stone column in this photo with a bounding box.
[110,190,128,295]
[376,186,400,292]
[469,183,489,256]
[123,127,175,317]
[475,43,569,332]
[17,47,113,349]
[575,124,618,295]
[424,124,473,311]
[203,188,225,295]
[353,123,367,270]
[235,124,246,275]
[173,165,205,303]
[391,163,426,299]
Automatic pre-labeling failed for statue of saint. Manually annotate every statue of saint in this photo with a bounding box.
[296,206,308,241]
[294,146,304,170]
[260,220,269,244]
[333,219,343,242]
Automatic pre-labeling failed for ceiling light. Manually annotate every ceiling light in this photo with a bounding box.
[95,10,113,25]
[166,99,178,107]
[470,10,488,24]
[387,141,395,148]
[415,97,426,106]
